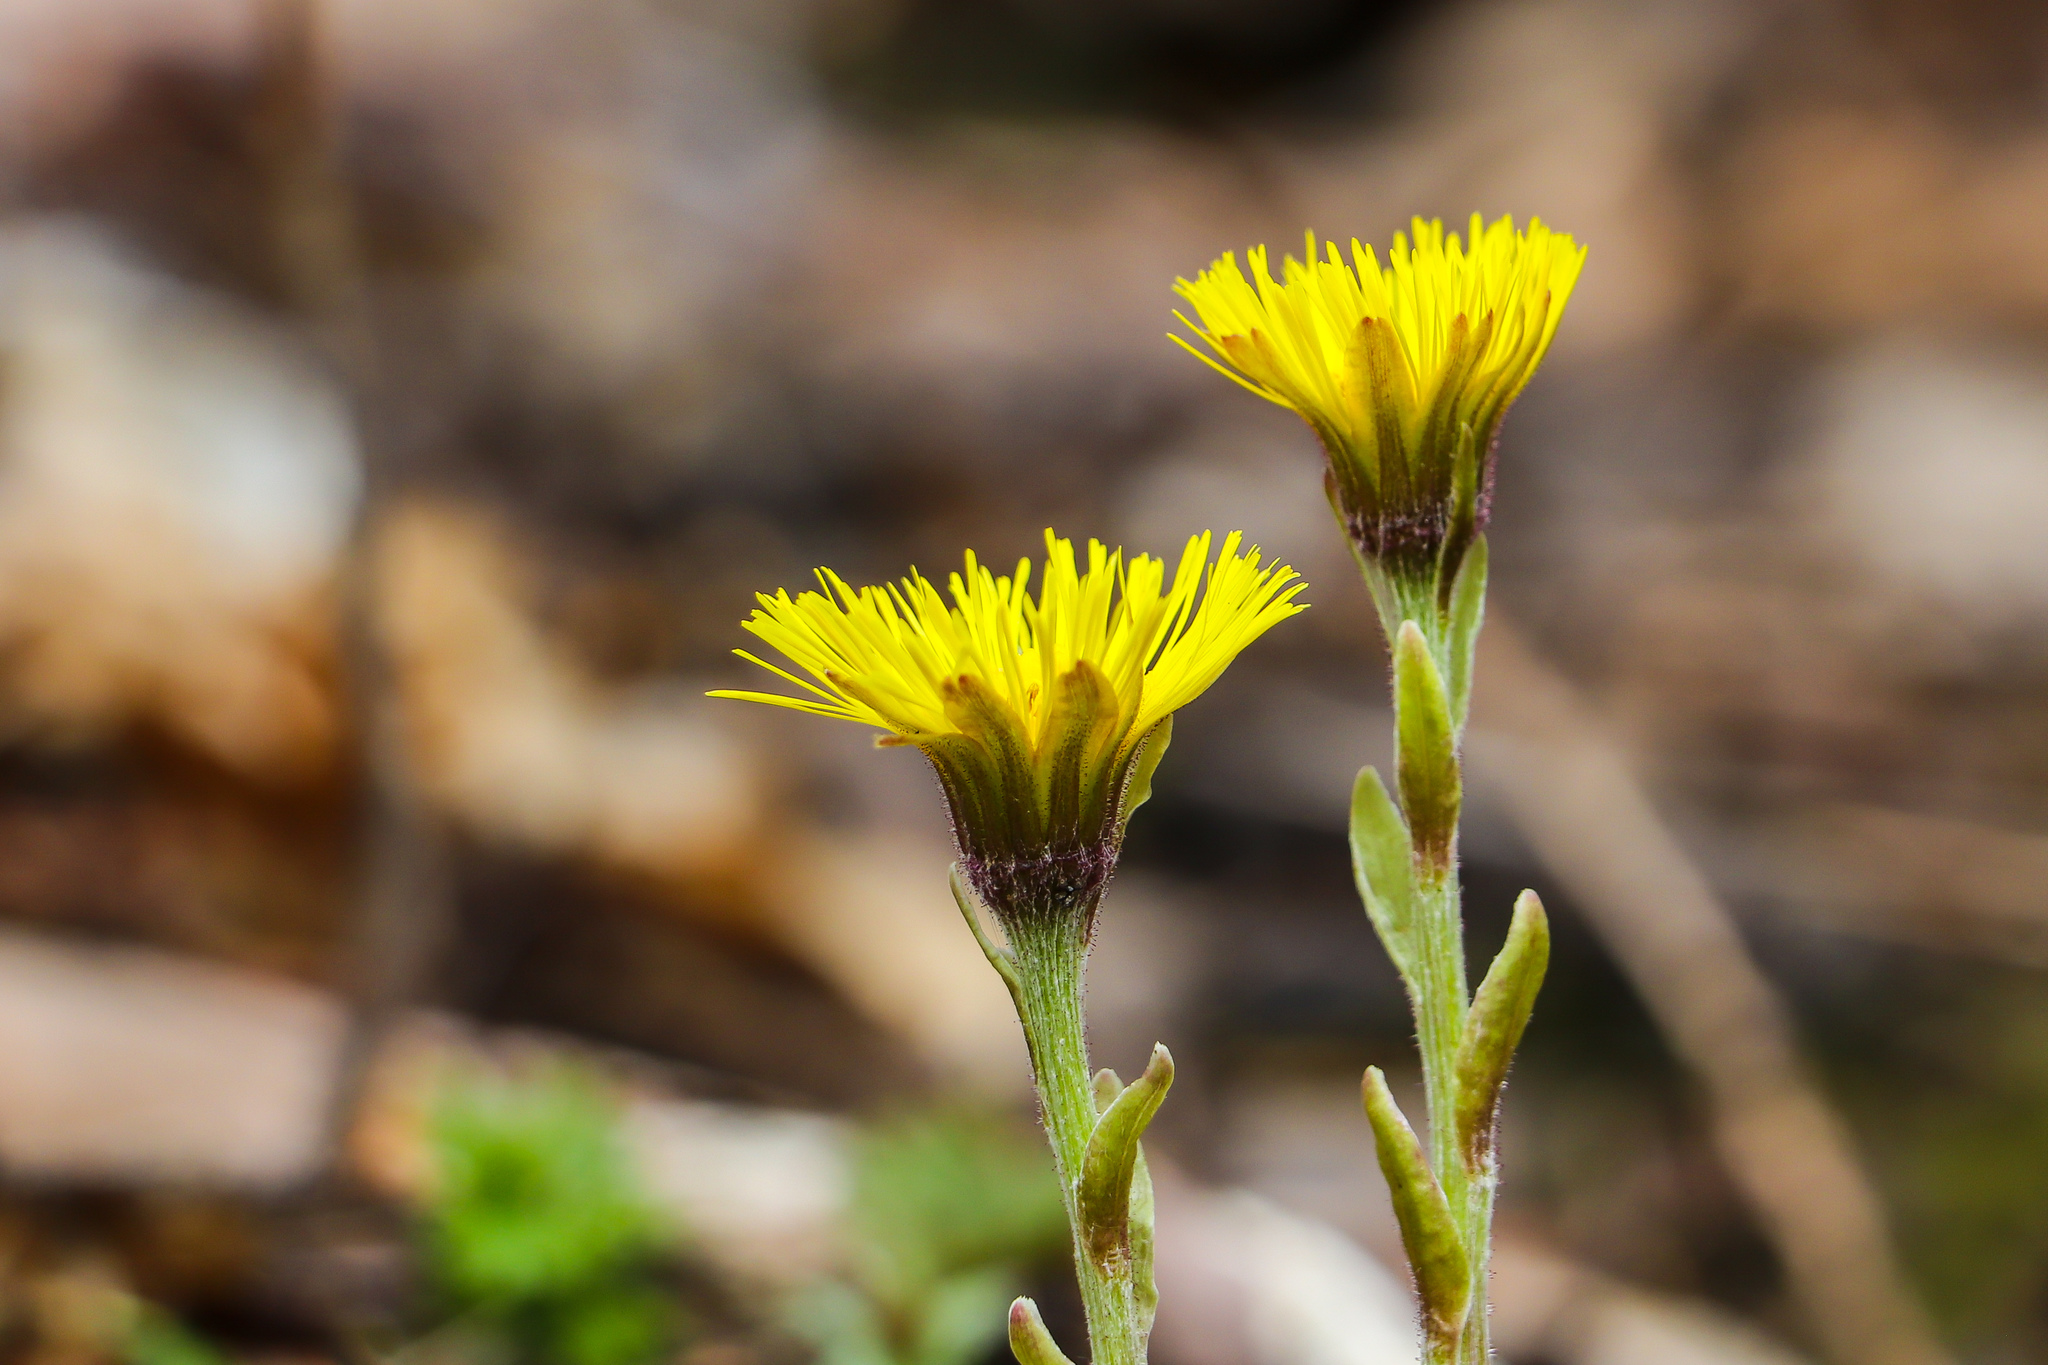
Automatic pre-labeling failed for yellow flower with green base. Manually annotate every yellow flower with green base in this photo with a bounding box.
[714,529,1303,924]
[714,529,1304,1365]
[1176,216,1579,1365]
[1175,214,1583,663]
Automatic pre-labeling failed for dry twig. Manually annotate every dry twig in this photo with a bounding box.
[248,0,454,1172]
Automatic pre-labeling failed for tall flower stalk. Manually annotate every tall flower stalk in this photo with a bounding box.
[1176,214,1583,1363]
[713,531,1305,1365]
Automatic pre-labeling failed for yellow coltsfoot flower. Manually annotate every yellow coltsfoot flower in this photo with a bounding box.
[1174,215,1582,631]
[712,529,1305,921]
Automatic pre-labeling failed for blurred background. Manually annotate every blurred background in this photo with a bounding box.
[0,0,2041,1362]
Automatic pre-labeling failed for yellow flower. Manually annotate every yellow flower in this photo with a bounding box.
[712,530,1305,911]
[1174,215,1583,602]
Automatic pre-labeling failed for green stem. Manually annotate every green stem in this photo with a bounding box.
[1379,569,1492,1361]
[1424,815,1498,1365]
[1413,876,1470,1198]
[1007,911,1143,1365]
[1356,552,1457,680]
[1412,872,1476,1364]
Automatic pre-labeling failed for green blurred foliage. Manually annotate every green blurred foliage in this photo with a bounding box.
[1847,972,2048,1353]
[422,1066,683,1365]
[789,1109,1067,1365]
[122,1305,229,1365]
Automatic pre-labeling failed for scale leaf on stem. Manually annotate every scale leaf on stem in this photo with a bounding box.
[1362,1067,1471,1346]
[1008,1298,1076,1365]
[1349,766,1418,978]
[1077,1046,1174,1268]
[1453,891,1549,1172]
[1394,622,1461,876]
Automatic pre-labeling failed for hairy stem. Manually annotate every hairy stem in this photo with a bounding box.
[1386,579,1494,1361]
[1412,873,1479,1363]
[1007,911,1144,1365]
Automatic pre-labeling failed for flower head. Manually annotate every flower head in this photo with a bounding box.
[1174,215,1583,610]
[712,530,1305,917]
